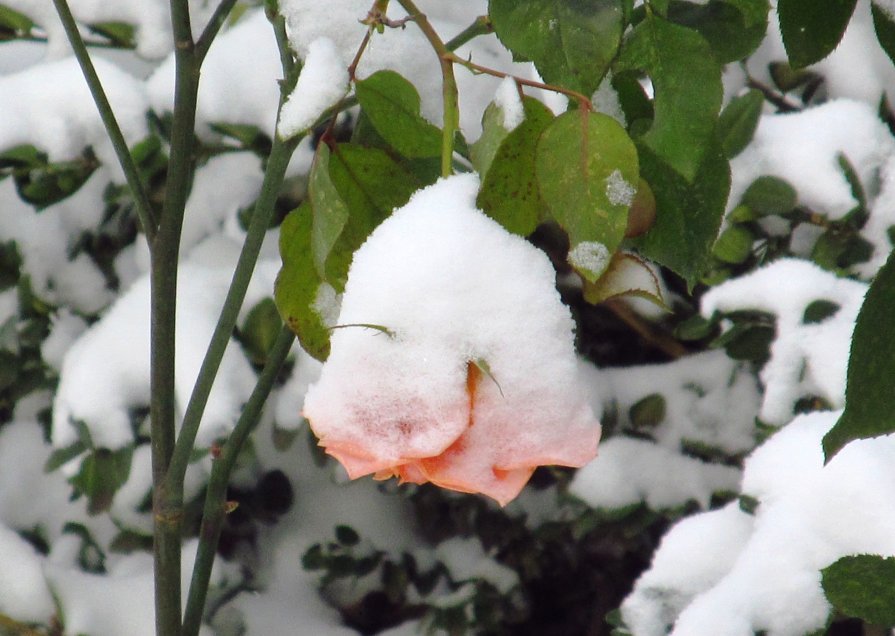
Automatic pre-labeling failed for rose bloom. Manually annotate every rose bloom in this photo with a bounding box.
[302,175,600,506]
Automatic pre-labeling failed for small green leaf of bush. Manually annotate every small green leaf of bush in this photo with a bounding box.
[802,299,840,324]
[777,0,858,68]
[469,102,513,178]
[536,111,639,281]
[488,0,624,95]
[354,70,442,158]
[667,0,770,63]
[741,176,797,216]
[615,14,722,181]
[308,145,350,281]
[240,298,282,366]
[632,141,730,289]
[477,97,554,236]
[718,89,764,159]
[824,251,895,460]
[872,2,895,68]
[629,394,666,429]
[822,554,895,625]
[275,203,332,361]
[712,225,754,264]
[70,446,134,515]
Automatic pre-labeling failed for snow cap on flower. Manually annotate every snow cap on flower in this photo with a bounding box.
[302,174,600,506]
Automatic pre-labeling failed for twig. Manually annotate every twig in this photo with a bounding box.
[445,15,492,51]
[195,0,238,63]
[50,0,157,241]
[605,298,689,359]
[181,326,295,636]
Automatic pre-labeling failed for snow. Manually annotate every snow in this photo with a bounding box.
[729,99,895,220]
[0,523,55,623]
[6,0,215,60]
[494,77,524,130]
[0,56,148,179]
[605,169,636,206]
[582,350,760,456]
[303,174,600,506]
[52,258,280,451]
[624,411,895,635]
[592,72,626,126]
[147,10,283,137]
[278,37,349,139]
[567,241,611,279]
[435,537,518,593]
[702,259,867,425]
[570,436,741,511]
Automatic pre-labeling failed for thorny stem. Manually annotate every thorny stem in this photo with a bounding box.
[447,52,593,110]
[51,0,158,241]
[394,0,459,177]
[181,326,295,636]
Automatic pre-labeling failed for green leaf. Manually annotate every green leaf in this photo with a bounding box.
[741,175,797,216]
[87,21,136,48]
[536,111,639,281]
[335,524,360,546]
[275,202,333,361]
[320,144,421,289]
[872,2,895,68]
[69,446,134,515]
[45,440,87,473]
[802,299,840,324]
[824,251,895,460]
[489,0,625,95]
[712,225,754,264]
[354,70,442,158]
[476,97,554,236]
[0,241,21,291]
[632,139,730,289]
[0,5,34,37]
[777,0,858,68]
[308,144,350,281]
[615,14,723,181]
[629,393,667,428]
[0,145,44,169]
[667,0,770,63]
[240,298,282,366]
[822,554,895,625]
[718,89,764,159]
[470,102,514,178]
[208,122,272,156]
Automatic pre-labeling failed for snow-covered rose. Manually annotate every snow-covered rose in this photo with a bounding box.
[302,175,600,505]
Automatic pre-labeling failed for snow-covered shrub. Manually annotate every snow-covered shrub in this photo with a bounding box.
[4,1,895,635]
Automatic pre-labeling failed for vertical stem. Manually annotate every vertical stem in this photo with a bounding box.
[152,2,197,635]
[394,0,458,177]
[181,326,295,636]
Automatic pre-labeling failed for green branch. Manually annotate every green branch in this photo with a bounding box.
[181,326,295,636]
[395,0,458,177]
[195,0,238,63]
[445,15,492,51]
[50,0,158,241]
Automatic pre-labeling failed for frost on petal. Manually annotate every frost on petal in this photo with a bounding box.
[278,37,349,139]
[303,174,601,504]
